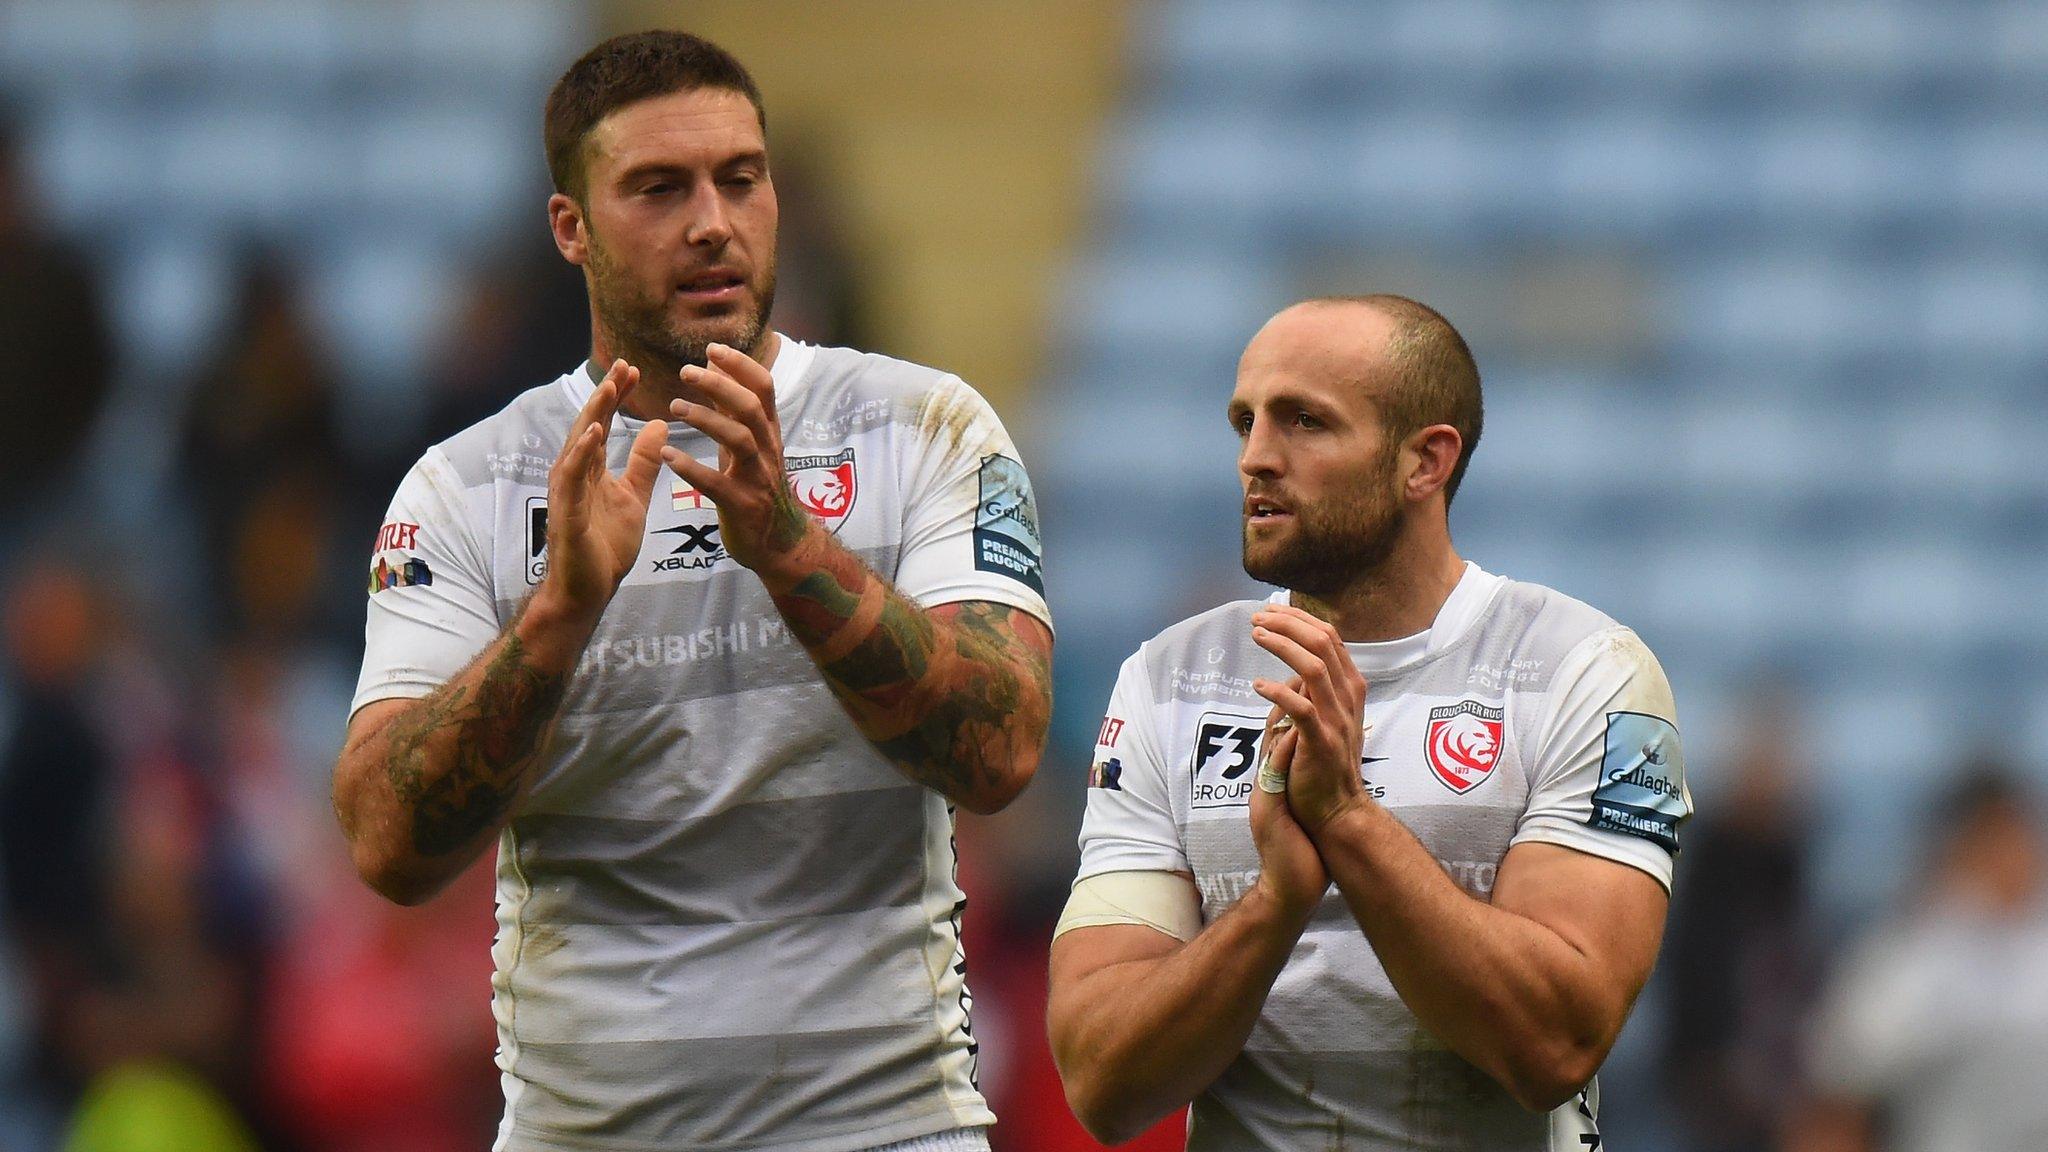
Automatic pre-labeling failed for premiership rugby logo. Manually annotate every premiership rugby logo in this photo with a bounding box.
[1425,700,1504,795]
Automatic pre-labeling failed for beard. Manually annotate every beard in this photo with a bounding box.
[1241,444,1405,594]
[586,233,776,372]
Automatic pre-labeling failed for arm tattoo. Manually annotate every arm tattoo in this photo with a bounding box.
[772,543,1051,804]
[383,620,569,856]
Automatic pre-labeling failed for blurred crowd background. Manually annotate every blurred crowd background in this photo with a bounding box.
[2,2,2046,1150]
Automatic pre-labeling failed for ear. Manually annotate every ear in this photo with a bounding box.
[549,192,588,266]
[1402,424,1463,503]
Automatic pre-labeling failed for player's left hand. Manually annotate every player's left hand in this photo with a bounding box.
[1248,682,1330,920]
[661,343,816,572]
[1250,603,1370,836]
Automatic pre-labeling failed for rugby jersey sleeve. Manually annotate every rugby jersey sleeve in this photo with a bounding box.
[1510,626,1691,892]
[351,447,501,717]
[1075,649,1190,880]
[890,375,1052,630]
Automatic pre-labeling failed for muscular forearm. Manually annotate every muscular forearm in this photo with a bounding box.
[1049,884,1310,1144]
[333,593,589,904]
[1311,804,1618,1109]
[756,521,1050,813]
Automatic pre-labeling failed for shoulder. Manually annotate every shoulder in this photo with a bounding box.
[1475,574,1644,670]
[425,375,579,489]
[800,345,1011,442]
[803,345,963,407]
[1493,576,1622,647]
[1132,600,1267,681]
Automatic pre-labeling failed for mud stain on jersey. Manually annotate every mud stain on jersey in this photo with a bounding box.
[523,922,569,963]
[914,378,996,463]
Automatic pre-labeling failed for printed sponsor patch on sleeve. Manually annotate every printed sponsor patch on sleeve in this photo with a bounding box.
[974,454,1044,594]
[368,554,433,594]
[1588,711,1688,853]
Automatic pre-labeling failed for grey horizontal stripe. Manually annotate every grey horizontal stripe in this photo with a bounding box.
[510,1026,966,1152]
[492,545,903,716]
[514,786,927,927]
[1193,1046,1547,1152]
[523,687,904,823]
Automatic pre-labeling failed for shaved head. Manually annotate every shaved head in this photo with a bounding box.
[1291,294,1484,505]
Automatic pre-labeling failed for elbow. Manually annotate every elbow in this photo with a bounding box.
[1049,1022,1148,1145]
[957,745,1044,816]
[1061,1075,1149,1147]
[1499,1042,1603,1113]
[348,838,443,907]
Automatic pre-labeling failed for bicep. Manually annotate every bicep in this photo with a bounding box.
[332,697,419,837]
[1492,840,1669,1012]
[927,599,1053,667]
[1049,869,1200,990]
[342,697,416,758]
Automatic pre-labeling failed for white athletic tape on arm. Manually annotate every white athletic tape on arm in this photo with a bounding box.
[1053,870,1204,943]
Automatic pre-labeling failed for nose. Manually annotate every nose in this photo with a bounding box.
[683,182,733,248]
[1238,415,1283,481]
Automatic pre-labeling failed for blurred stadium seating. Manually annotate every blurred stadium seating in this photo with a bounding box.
[1037,0,2048,917]
[2,2,2046,1151]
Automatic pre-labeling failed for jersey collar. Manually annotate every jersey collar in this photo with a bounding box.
[562,337,818,432]
[1263,561,1505,677]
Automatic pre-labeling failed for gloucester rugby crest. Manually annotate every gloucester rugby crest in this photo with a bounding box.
[785,447,856,532]
[1425,700,1504,794]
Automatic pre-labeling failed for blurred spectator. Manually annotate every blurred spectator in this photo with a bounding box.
[172,258,354,638]
[0,107,115,537]
[1659,690,1823,1152]
[415,228,588,450]
[0,557,116,1116]
[764,140,872,352]
[1789,763,2048,1152]
[257,866,498,1152]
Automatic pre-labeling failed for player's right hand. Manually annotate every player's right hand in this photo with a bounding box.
[1248,690,1330,921]
[538,360,669,623]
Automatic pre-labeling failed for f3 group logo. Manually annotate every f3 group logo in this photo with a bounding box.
[1191,713,1265,808]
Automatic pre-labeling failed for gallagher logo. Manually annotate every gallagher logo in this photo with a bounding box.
[1425,700,1504,795]
[785,448,856,532]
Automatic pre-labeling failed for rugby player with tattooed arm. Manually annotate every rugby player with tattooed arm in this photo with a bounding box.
[331,31,1051,1152]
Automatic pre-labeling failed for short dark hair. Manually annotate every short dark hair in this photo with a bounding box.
[544,30,767,200]
[1312,294,1484,506]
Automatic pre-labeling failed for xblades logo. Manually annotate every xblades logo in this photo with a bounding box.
[657,523,721,554]
[650,522,726,572]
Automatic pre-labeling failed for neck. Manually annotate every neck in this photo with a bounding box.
[1290,522,1466,643]
[587,327,782,421]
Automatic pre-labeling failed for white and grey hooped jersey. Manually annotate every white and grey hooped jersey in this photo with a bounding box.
[352,341,1051,1152]
[1076,564,1688,1152]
